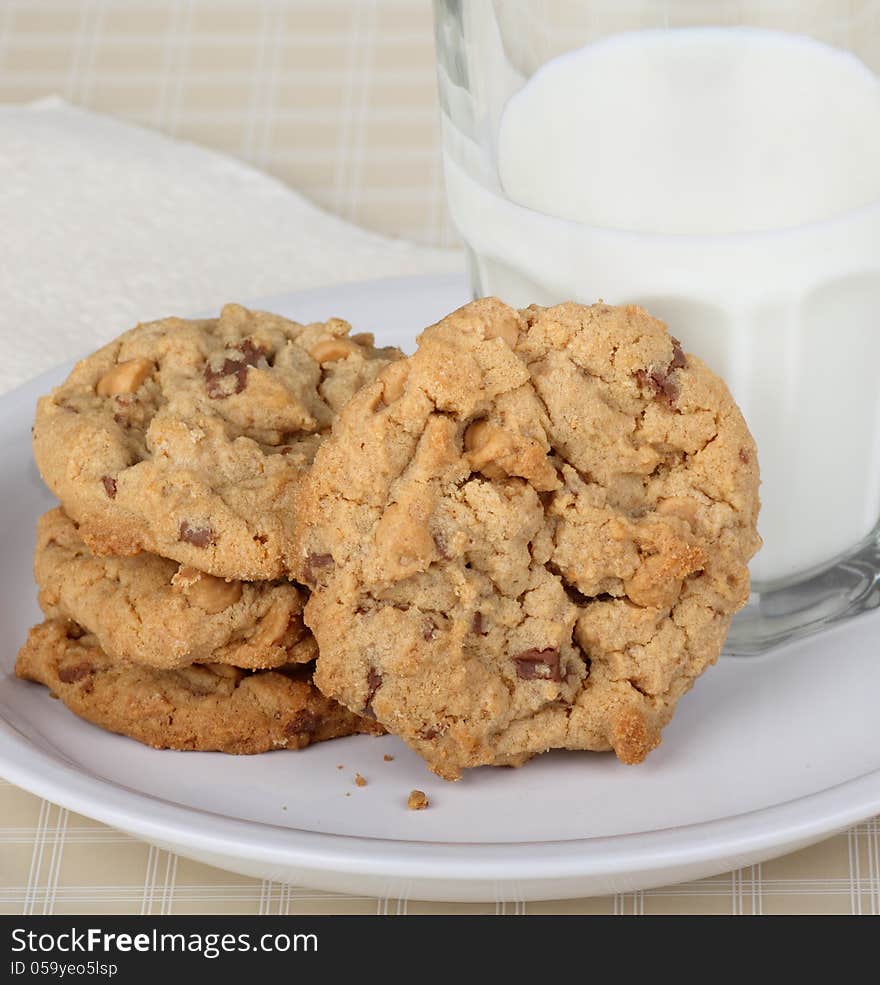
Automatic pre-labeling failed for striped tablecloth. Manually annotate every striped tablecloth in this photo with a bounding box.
[0,0,878,916]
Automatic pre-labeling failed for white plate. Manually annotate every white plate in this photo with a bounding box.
[1,273,879,903]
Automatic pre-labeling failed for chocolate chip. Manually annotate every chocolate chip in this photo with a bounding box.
[363,667,383,717]
[471,611,488,635]
[204,357,249,399]
[179,521,214,548]
[203,340,269,400]
[366,668,382,698]
[635,339,687,406]
[513,647,563,682]
[670,337,687,369]
[101,475,117,499]
[236,338,268,366]
[58,662,93,684]
[634,368,679,405]
[302,552,333,586]
[419,725,441,740]
[284,710,320,736]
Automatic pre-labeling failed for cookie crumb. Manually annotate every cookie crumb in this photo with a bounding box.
[407,790,429,811]
[383,754,394,762]
[354,773,367,787]
[336,764,344,770]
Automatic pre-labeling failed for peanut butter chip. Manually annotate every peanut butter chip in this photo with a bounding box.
[252,600,291,647]
[464,420,558,490]
[407,790,429,811]
[379,362,409,405]
[482,312,520,348]
[463,419,491,453]
[623,538,706,609]
[310,337,359,363]
[96,358,153,396]
[171,565,201,588]
[178,570,243,614]
[464,420,508,470]
[374,501,435,574]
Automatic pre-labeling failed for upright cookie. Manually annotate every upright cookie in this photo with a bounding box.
[33,304,400,580]
[293,299,760,780]
[35,508,314,671]
[16,620,383,754]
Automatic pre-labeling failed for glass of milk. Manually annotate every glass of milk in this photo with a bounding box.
[433,0,880,653]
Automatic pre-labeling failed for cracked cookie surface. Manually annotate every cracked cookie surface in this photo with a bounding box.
[35,508,314,671]
[33,304,400,579]
[293,298,761,780]
[16,619,383,753]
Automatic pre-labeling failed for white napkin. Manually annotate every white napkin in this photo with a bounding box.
[0,98,461,394]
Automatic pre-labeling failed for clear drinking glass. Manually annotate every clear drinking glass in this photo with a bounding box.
[433,0,880,653]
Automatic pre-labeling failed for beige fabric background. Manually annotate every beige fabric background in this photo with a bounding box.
[0,0,878,916]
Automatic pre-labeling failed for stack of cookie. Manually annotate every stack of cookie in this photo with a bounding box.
[18,297,761,780]
[18,304,397,753]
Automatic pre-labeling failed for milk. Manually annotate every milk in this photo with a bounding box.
[443,28,880,586]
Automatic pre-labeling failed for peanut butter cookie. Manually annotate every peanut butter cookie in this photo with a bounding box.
[16,619,383,754]
[293,299,761,780]
[35,508,314,671]
[33,304,400,580]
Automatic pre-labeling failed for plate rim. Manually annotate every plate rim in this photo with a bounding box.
[2,715,879,887]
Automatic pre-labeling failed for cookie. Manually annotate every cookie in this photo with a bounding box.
[292,299,761,780]
[35,508,314,671]
[33,304,400,580]
[16,619,384,754]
